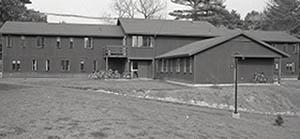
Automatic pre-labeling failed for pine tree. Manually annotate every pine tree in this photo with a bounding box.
[0,0,47,26]
[263,0,300,34]
[169,0,229,26]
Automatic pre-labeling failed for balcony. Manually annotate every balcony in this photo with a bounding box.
[105,45,127,58]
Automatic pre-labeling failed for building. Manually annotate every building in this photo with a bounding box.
[156,32,289,84]
[0,18,299,84]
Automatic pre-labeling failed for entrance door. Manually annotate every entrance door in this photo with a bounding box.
[130,60,152,78]
[131,61,138,78]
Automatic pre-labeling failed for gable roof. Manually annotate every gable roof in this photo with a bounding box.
[156,32,289,59]
[213,29,300,43]
[0,21,124,37]
[117,18,217,37]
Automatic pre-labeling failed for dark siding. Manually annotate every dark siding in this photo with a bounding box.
[137,60,152,78]
[268,42,299,77]
[154,36,209,56]
[2,35,123,77]
[155,58,194,83]
[194,36,280,84]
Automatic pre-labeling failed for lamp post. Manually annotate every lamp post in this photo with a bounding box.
[232,53,240,119]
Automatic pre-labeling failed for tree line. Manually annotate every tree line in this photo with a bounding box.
[0,0,300,37]
[113,0,300,36]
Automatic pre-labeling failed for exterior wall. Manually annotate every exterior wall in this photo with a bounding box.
[154,36,209,56]
[268,42,300,78]
[2,35,123,77]
[125,35,209,58]
[155,57,194,83]
[194,36,280,84]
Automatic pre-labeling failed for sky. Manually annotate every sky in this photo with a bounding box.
[26,0,269,24]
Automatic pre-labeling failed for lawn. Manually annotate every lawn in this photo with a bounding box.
[0,78,299,138]
[4,78,298,114]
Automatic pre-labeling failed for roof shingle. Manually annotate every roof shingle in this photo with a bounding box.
[156,32,289,59]
[0,21,124,37]
[117,18,217,37]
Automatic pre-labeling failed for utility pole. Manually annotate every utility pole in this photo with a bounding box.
[232,53,240,119]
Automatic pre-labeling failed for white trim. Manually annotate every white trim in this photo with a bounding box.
[282,78,298,81]
[166,80,280,87]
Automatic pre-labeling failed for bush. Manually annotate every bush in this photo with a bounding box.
[274,115,284,126]
[88,69,131,80]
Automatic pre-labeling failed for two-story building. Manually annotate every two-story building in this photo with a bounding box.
[0,18,299,84]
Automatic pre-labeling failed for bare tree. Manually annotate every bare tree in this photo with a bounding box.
[113,0,136,18]
[135,0,166,19]
[112,0,166,19]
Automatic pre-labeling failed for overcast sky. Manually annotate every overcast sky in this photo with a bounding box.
[27,0,269,24]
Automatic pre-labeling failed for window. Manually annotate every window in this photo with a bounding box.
[161,59,164,72]
[21,36,25,48]
[183,58,187,73]
[170,59,173,73]
[56,37,61,49]
[61,60,70,71]
[32,59,37,71]
[46,60,50,72]
[7,36,12,48]
[12,60,16,71]
[286,62,295,73]
[93,60,97,72]
[12,60,21,71]
[142,36,153,47]
[275,63,279,70]
[294,44,299,54]
[176,58,180,73]
[69,38,74,48]
[84,37,93,49]
[156,60,159,73]
[122,36,127,46]
[80,60,84,71]
[37,37,45,48]
[0,44,2,60]
[165,59,168,72]
[132,36,153,48]
[190,57,193,73]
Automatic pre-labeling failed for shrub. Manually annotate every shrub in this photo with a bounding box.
[88,69,131,80]
[274,115,284,126]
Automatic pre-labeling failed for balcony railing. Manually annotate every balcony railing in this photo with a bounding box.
[105,45,127,57]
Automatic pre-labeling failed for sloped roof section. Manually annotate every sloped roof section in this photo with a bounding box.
[245,30,300,43]
[213,29,300,43]
[0,21,124,37]
[156,32,289,59]
[118,18,217,37]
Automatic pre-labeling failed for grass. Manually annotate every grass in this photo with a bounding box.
[0,78,299,138]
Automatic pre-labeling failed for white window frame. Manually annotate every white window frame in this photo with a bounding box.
[32,59,37,71]
[161,59,164,73]
[21,36,25,48]
[80,60,85,71]
[190,57,193,73]
[183,58,187,73]
[56,37,61,49]
[46,59,50,72]
[84,37,93,49]
[12,60,16,71]
[7,36,12,48]
[176,58,180,73]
